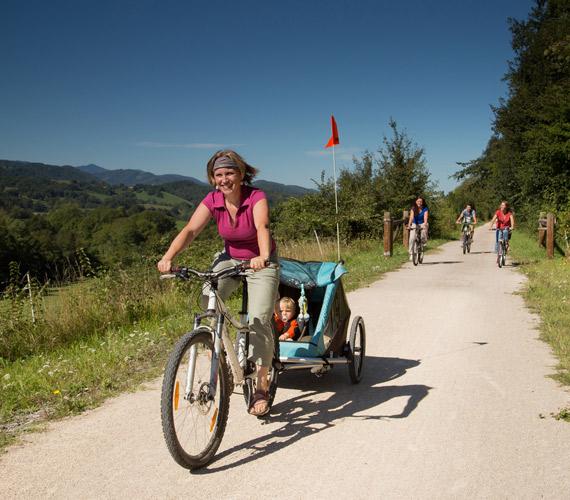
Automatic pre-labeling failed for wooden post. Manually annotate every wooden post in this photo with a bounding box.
[546,212,555,258]
[538,228,546,247]
[403,210,409,249]
[383,211,393,257]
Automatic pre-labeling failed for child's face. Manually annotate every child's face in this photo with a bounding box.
[280,306,294,323]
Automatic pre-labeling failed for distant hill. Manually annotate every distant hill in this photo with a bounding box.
[0,160,99,183]
[0,159,314,216]
[253,180,313,197]
[77,164,206,186]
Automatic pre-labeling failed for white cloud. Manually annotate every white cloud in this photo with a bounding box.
[136,141,244,149]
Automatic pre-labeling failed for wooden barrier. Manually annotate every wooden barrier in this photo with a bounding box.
[383,210,409,257]
[538,212,556,259]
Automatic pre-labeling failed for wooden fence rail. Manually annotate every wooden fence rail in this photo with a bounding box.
[537,212,556,259]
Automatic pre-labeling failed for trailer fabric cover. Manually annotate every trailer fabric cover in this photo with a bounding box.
[278,258,347,289]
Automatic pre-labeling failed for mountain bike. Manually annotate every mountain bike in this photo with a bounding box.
[457,222,473,254]
[159,262,279,470]
[409,224,424,266]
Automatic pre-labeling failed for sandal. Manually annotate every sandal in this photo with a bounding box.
[248,390,270,417]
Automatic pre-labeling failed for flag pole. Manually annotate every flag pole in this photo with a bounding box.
[332,142,341,261]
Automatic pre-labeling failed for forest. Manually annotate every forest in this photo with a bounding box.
[450,0,569,248]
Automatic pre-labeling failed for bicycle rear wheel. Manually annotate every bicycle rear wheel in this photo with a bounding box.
[161,329,230,470]
[347,316,366,384]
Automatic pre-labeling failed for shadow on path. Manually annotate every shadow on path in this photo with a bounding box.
[194,357,430,474]
[421,260,462,265]
[469,251,493,255]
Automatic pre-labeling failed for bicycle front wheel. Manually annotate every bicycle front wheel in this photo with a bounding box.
[412,240,419,266]
[161,329,230,470]
[497,242,503,268]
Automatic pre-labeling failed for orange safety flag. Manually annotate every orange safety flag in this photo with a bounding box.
[325,115,340,148]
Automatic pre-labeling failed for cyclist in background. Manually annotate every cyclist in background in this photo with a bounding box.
[407,197,429,260]
[455,203,478,242]
[489,201,515,253]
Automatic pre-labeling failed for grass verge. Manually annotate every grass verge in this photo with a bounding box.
[509,230,570,421]
[0,237,447,449]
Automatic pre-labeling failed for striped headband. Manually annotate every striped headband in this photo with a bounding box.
[213,156,240,171]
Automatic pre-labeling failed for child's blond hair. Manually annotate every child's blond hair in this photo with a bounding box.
[279,297,296,311]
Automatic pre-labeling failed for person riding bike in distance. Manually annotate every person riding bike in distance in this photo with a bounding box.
[407,197,429,260]
[157,150,279,417]
[489,200,515,254]
[455,203,478,242]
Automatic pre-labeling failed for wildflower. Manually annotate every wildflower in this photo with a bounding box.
[2,373,10,381]
[52,389,60,395]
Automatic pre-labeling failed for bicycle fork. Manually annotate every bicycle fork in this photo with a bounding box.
[185,284,251,403]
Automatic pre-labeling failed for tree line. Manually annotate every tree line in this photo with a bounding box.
[450,0,569,247]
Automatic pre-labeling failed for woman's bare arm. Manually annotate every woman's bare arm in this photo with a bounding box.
[252,198,272,269]
[157,203,211,272]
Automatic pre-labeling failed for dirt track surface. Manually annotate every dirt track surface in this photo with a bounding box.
[2,225,569,499]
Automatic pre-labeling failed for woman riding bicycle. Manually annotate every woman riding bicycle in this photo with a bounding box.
[157,150,279,417]
[489,201,515,253]
[407,197,429,259]
[455,203,477,242]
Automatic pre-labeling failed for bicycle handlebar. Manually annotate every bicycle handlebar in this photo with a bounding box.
[159,260,269,282]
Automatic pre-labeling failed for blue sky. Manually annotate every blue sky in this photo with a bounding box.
[1,0,534,192]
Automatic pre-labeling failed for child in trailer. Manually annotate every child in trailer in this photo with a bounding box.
[274,297,300,341]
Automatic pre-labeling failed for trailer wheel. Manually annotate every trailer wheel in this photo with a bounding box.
[347,316,366,384]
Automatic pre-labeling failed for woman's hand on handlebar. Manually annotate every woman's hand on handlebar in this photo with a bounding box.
[250,256,268,271]
[157,257,173,273]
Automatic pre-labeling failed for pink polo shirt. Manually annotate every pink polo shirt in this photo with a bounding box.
[201,186,277,260]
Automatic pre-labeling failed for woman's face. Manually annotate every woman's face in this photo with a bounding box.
[416,198,423,208]
[466,205,472,211]
[214,167,243,196]
[500,202,507,212]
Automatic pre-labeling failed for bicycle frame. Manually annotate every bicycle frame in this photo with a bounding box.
[411,224,423,249]
[462,225,472,244]
[164,266,254,404]
[187,283,251,401]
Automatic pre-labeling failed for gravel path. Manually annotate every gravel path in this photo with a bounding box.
[2,225,569,499]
